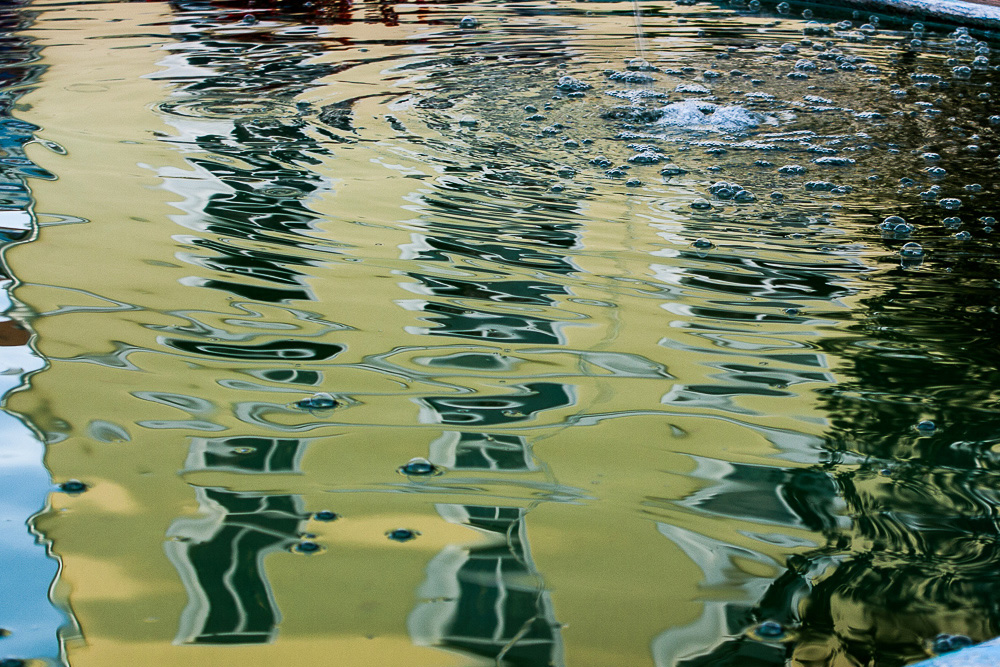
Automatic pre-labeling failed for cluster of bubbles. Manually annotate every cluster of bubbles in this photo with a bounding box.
[503,3,1000,270]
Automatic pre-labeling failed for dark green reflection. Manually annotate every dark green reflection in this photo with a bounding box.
[185,435,309,473]
[428,432,538,472]
[421,383,574,426]
[166,489,306,645]
[410,505,563,667]
[163,338,343,360]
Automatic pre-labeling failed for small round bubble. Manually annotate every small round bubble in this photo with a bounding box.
[934,634,973,655]
[313,510,339,521]
[387,528,418,542]
[59,479,88,494]
[399,457,439,476]
[294,541,321,554]
[458,15,479,29]
[756,621,786,639]
[295,392,338,410]
[900,242,924,258]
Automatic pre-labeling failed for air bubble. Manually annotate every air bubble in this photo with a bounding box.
[398,457,441,476]
[295,392,338,410]
[628,151,663,165]
[690,198,712,210]
[755,621,786,640]
[313,510,339,521]
[387,528,418,542]
[59,480,88,494]
[939,198,962,211]
[879,216,913,234]
[555,75,591,92]
[692,238,714,249]
[933,634,973,655]
[294,541,321,554]
[900,242,924,258]
[459,16,479,29]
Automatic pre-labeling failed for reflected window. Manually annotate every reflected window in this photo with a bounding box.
[165,488,305,645]
[409,504,564,666]
[184,436,309,474]
[418,382,574,426]
[428,432,538,472]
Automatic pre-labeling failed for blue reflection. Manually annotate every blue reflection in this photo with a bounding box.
[0,1,75,662]
[0,413,67,661]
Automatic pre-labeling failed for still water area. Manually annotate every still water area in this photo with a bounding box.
[0,0,998,665]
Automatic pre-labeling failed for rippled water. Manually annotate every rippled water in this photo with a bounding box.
[1,0,999,665]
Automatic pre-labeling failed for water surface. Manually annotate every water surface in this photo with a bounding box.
[2,0,1000,665]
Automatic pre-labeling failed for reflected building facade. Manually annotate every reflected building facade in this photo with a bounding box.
[167,435,310,645]
[410,504,564,667]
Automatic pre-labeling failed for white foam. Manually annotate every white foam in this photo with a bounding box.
[656,101,768,133]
